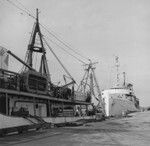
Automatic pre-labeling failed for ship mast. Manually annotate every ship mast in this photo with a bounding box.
[24,9,76,87]
[26,9,50,81]
[115,56,120,87]
[123,71,126,87]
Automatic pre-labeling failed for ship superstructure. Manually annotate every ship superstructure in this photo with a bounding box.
[102,57,139,117]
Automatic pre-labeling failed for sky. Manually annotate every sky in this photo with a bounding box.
[0,0,150,107]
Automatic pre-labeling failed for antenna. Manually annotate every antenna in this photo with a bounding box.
[115,56,120,87]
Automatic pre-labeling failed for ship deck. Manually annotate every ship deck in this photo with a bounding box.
[0,88,90,105]
[0,111,150,146]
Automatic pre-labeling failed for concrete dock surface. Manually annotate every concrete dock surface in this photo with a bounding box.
[0,111,150,146]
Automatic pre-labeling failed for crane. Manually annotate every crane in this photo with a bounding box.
[77,60,105,115]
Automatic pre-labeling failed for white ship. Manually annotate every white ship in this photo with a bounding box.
[102,57,139,117]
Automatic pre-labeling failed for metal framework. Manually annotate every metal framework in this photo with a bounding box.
[26,9,50,82]
[77,60,105,113]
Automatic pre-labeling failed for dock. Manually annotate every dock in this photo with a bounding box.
[0,111,150,146]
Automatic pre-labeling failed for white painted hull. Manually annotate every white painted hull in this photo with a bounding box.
[102,88,138,117]
[106,97,137,116]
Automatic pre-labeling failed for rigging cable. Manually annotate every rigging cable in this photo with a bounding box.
[5,0,35,19]
[5,0,89,63]
[40,24,89,61]
[43,37,75,82]
[43,35,86,64]
[15,0,34,16]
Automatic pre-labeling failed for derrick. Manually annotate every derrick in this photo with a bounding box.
[77,60,105,114]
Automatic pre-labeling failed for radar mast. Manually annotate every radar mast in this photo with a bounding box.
[115,56,120,87]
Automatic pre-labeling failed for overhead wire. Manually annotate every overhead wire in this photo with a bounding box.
[5,0,89,63]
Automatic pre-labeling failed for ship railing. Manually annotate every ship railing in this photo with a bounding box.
[0,69,89,104]
[0,69,19,91]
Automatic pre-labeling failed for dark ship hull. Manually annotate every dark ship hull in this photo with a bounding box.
[0,67,92,135]
[0,9,96,135]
